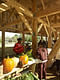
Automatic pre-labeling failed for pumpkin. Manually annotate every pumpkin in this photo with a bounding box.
[12,57,19,67]
[19,55,28,65]
[3,57,15,73]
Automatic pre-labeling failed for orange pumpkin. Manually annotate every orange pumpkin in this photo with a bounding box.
[3,58,15,73]
[19,55,28,65]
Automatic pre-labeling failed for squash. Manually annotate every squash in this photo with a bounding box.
[19,55,28,65]
[3,57,15,73]
[12,57,19,67]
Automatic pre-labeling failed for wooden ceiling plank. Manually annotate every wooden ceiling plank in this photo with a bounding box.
[5,0,33,18]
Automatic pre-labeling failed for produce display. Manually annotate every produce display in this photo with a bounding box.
[17,72,39,80]
[26,49,33,57]
[4,72,39,80]
[2,54,32,73]
[3,57,15,73]
[2,49,34,74]
[12,57,19,67]
[1,50,39,80]
[19,55,28,65]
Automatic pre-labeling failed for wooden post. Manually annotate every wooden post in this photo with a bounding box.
[22,32,25,46]
[48,28,52,48]
[22,24,25,46]
[2,30,5,59]
[32,18,37,57]
[32,0,38,57]
[54,32,57,40]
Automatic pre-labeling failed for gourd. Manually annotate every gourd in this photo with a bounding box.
[3,57,15,73]
[19,55,28,65]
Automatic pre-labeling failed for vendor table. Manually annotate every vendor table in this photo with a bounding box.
[0,59,47,80]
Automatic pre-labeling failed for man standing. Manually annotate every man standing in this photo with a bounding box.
[13,38,24,57]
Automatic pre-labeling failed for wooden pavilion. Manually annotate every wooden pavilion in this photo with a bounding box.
[0,0,60,67]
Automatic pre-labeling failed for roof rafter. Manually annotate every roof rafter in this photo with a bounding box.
[0,3,9,12]
[5,0,32,34]
[37,18,56,32]
[44,25,49,37]
[40,0,56,33]
[38,24,43,33]
[19,13,32,34]
[37,6,60,18]
[5,0,33,18]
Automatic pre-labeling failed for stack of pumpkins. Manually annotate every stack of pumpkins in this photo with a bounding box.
[3,55,28,73]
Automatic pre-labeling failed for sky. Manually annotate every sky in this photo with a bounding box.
[0,31,20,38]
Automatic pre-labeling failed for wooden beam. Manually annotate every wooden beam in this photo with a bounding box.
[53,32,57,40]
[7,8,15,21]
[5,0,33,18]
[41,0,56,32]
[0,26,22,31]
[2,30,5,59]
[37,6,60,18]
[52,23,60,28]
[46,17,52,47]
[0,20,23,32]
[3,19,21,27]
[3,8,15,25]
[38,24,43,33]
[47,37,60,67]
[38,18,56,32]
[0,25,31,34]
[44,25,49,37]
[0,4,8,10]
[41,0,53,48]
[19,14,32,34]
[41,0,45,10]
[5,0,33,34]
[0,3,9,13]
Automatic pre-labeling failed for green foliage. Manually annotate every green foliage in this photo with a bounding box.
[25,34,32,42]
[19,72,39,80]
[4,72,39,80]
[26,49,33,58]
